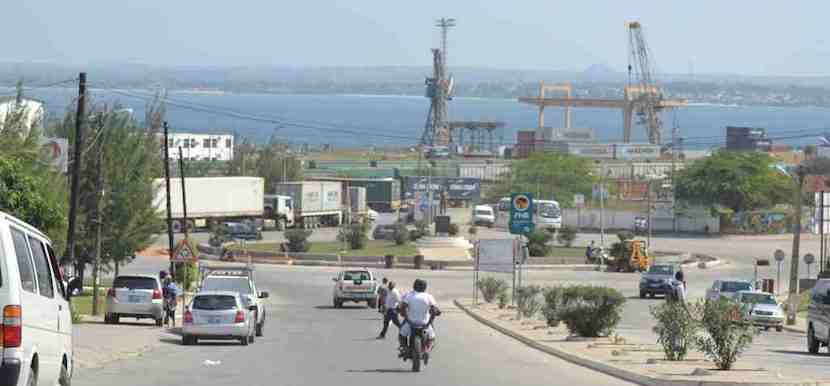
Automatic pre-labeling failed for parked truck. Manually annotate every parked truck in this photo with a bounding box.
[310,177,400,212]
[272,181,343,229]
[153,177,264,232]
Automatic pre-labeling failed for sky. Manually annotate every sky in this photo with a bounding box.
[4,1,830,76]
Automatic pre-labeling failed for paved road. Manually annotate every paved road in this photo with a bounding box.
[76,264,634,386]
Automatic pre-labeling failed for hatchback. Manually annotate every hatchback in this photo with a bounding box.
[182,291,256,345]
[105,275,164,326]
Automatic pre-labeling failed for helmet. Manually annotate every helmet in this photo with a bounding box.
[159,270,168,279]
[675,270,684,282]
[413,279,427,292]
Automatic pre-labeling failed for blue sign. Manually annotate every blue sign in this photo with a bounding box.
[509,192,534,235]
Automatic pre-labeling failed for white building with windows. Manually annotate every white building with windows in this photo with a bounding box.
[164,133,234,161]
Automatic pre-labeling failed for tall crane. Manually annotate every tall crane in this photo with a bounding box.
[627,21,664,144]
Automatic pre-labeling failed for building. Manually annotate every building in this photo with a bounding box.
[726,126,772,152]
[0,97,45,134]
[164,133,234,161]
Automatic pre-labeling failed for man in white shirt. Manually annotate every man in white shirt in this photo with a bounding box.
[398,279,440,356]
[378,281,401,339]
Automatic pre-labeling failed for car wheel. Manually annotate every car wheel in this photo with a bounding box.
[256,322,264,337]
[808,326,820,354]
[775,326,783,332]
[249,334,255,344]
[240,336,249,346]
[112,314,120,324]
[59,360,71,386]
[182,335,193,346]
[368,299,377,309]
[26,366,37,386]
[155,318,163,327]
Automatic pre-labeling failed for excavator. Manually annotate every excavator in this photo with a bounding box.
[609,239,651,272]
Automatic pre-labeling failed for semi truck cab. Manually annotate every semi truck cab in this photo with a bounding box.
[263,195,295,230]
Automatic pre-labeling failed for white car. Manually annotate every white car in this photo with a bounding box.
[105,275,164,325]
[706,279,753,301]
[736,290,784,331]
[472,205,495,227]
[200,267,269,337]
[0,211,80,386]
[182,291,256,345]
[367,208,379,222]
[807,278,830,354]
[332,269,377,308]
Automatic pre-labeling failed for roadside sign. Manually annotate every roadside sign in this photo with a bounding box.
[574,194,584,208]
[509,192,534,235]
[774,249,786,262]
[477,239,516,273]
[171,239,199,263]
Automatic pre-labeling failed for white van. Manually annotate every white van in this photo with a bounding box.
[472,205,495,227]
[535,200,562,230]
[0,211,80,386]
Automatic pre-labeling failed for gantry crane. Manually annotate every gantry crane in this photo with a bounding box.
[627,21,663,144]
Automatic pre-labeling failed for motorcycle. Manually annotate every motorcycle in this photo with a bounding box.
[399,308,441,372]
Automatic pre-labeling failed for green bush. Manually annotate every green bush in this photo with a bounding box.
[392,223,409,245]
[477,276,508,303]
[174,261,199,291]
[695,298,757,370]
[526,230,553,257]
[556,226,578,247]
[338,223,367,250]
[408,229,422,242]
[617,231,635,242]
[497,291,510,309]
[542,286,563,327]
[415,219,430,237]
[651,301,701,361]
[559,286,626,337]
[448,223,459,236]
[515,285,544,319]
[468,225,478,236]
[285,229,313,252]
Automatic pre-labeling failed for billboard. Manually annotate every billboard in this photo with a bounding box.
[403,176,481,201]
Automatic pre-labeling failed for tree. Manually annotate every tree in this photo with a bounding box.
[485,152,595,207]
[674,151,793,212]
[254,139,303,193]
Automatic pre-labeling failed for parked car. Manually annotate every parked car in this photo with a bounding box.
[736,290,784,331]
[472,205,495,227]
[807,278,830,354]
[639,264,677,298]
[332,269,378,308]
[182,291,256,345]
[105,275,164,325]
[222,221,263,241]
[706,279,753,301]
[372,224,397,240]
[200,266,268,337]
[0,211,81,386]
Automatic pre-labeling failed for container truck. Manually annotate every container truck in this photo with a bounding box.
[153,177,264,232]
[273,181,344,229]
[309,177,400,212]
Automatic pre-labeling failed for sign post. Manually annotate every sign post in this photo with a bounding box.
[574,193,584,229]
[509,193,534,235]
[774,249,786,295]
[805,253,816,279]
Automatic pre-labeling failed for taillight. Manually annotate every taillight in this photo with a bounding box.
[234,310,245,323]
[107,288,115,297]
[152,289,162,300]
[184,311,193,324]
[3,305,21,348]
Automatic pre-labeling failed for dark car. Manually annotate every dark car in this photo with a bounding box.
[372,224,397,240]
[639,264,677,298]
[223,222,263,241]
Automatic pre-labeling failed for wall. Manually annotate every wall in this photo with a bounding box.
[562,208,719,233]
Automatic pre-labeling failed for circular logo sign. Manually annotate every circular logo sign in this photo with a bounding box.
[513,194,531,211]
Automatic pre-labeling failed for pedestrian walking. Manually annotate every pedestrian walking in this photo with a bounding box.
[377,278,389,313]
[585,241,595,263]
[162,276,179,327]
[378,281,401,339]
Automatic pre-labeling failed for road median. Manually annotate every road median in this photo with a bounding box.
[454,299,827,386]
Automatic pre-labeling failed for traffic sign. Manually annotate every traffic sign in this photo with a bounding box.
[804,253,815,265]
[509,192,534,235]
[774,249,786,262]
[171,239,199,263]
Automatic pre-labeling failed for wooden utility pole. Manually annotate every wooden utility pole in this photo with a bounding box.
[65,72,86,268]
[163,122,175,277]
[178,147,189,240]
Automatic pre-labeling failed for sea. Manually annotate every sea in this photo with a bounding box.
[5,87,830,149]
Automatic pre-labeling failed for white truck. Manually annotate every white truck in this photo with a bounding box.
[153,177,265,232]
[271,181,344,229]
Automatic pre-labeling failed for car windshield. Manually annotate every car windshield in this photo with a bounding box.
[193,295,238,310]
[202,277,253,294]
[342,271,371,281]
[721,281,752,292]
[648,265,673,275]
[538,203,561,218]
[475,209,491,215]
[740,293,776,305]
[113,276,157,290]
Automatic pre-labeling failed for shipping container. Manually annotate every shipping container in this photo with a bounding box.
[349,186,367,214]
[309,177,401,212]
[152,176,264,231]
[274,181,343,228]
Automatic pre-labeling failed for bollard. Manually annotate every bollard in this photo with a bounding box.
[384,254,396,269]
[414,255,424,270]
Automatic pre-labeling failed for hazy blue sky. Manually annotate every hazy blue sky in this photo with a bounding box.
[4,1,829,76]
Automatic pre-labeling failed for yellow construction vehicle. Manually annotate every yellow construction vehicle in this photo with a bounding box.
[609,239,651,272]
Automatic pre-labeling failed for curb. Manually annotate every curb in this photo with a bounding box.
[453,300,823,386]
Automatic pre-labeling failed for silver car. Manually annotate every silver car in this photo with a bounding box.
[737,290,785,331]
[706,279,753,302]
[182,291,256,346]
[105,275,164,326]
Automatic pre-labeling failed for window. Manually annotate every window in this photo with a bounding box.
[28,236,54,298]
[113,276,158,290]
[46,245,66,299]
[203,139,211,148]
[342,271,371,281]
[183,139,190,148]
[212,138,218,148]
[193,295,238,310]
[225,138,232,148]
[190,139,198,148]
[10,228,36,293]
[201,277,253,294]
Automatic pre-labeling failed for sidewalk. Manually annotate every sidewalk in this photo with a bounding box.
[455,299,829,386]
[73,320,177,370]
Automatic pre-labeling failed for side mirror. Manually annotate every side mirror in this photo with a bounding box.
[248,305,258,311]
[66,276,82,298]
[259,291,269,299]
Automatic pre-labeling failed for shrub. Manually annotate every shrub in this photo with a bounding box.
[468,225,478,236]
[415,219,430,237]
[559,286,626,337]
[477,276,508,303]
[556,226,578,247]
[448,223,459,236]
[542,286,563,327]
[695,298,757,370]
[392,223,409,245]
[650,301,701,361]
[497,291,510,309]
[409,229,422,241]
[515,285,544,319]
[338,224,367,250]
[174,261,199,291]
[526,230,553,257]
[617,231,635,242]
[285,229,313,252]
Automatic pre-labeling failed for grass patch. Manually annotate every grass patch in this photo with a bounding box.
[71,292,107,316]
[798,289,811,312]
[546,247,586,258]
[230,240,418,257]
[83,278,113,288]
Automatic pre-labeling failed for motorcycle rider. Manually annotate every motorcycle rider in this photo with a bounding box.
[398,279,440,357]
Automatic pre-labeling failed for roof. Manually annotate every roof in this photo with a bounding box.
[474,205,493,211]
[0,211,50,242]
[115,274,158,280]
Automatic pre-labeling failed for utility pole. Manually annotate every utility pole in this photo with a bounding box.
[65,72,86,270]
[163,123,175,277]
[647,179,652,247]
[787,165,806,325]
[91,113,105,316]
[178,147,190,241]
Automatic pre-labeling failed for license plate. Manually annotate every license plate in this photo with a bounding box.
[128,295,142,303]
[208,317,221,324]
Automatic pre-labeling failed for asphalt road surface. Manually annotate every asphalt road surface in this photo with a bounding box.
[75,264,634,386]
